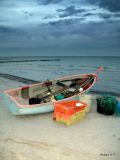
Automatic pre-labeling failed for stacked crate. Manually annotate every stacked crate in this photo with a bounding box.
[53,100,87,126]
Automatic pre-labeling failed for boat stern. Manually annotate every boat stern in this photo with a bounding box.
[3,92,20,115]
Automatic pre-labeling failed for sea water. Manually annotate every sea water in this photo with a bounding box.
[0,56,120,95]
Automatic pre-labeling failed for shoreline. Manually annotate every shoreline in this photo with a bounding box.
[0,73,120,97]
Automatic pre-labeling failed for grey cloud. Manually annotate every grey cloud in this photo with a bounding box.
[38,0,62,5]
[113,13,120,18]
[49,19,73,26]
[83,10,120,20]
[87,0,120,12]
[29,13,34,16]
[0,25,27,47]
[0,26,13,33]
[99,0,120,12]
[83,13,95,17]
[1,19,120,54]
[99,13,111,19]
[47,18,120,48]
[22,10,28,14]
[0,25,26,35]
[0,0,120,56]
[51,30,65,38]
[57,6,86,18]
[49,18,84,26]
[38,16,120,45]
[43,15,57,19]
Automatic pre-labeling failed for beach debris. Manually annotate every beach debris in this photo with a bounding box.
[96,94,118,115]
[79,94,93,113]
[115,103,120,117]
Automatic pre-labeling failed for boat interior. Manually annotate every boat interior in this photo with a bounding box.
[6,75,95,105]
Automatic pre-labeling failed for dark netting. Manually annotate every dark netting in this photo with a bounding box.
[96,95,118,115]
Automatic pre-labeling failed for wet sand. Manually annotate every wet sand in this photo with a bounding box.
[0,76,120,160]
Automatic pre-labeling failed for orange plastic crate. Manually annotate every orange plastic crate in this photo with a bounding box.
[55,109,86,126]
[54,100,87,115]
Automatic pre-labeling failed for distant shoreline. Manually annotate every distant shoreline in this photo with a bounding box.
[0,56,120,58]
[1,73,120,97]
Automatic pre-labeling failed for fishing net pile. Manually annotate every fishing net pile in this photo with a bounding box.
[96,94,118,115]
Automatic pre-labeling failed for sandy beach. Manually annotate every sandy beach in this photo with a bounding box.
[0,76,120,160]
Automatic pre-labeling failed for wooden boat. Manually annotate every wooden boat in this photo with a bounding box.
[3,67,103,115]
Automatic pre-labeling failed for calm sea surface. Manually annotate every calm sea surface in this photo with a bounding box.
[0,56,120,95]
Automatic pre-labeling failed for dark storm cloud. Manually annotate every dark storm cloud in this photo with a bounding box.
[113,13,120,18]
[99,13,111,19]
[0,25,26,37]
[0,26,14,33]
[57,6,86,18]
[44,17,120,49]
[87,0,120,12]
[43,15,57,19]
[0,25,27,48]
[49,18,84,27]
[38,0,62,5]
[83,13,95,17]
[0,0,120,56]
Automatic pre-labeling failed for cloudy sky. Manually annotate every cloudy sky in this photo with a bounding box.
[0,0,120,56]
